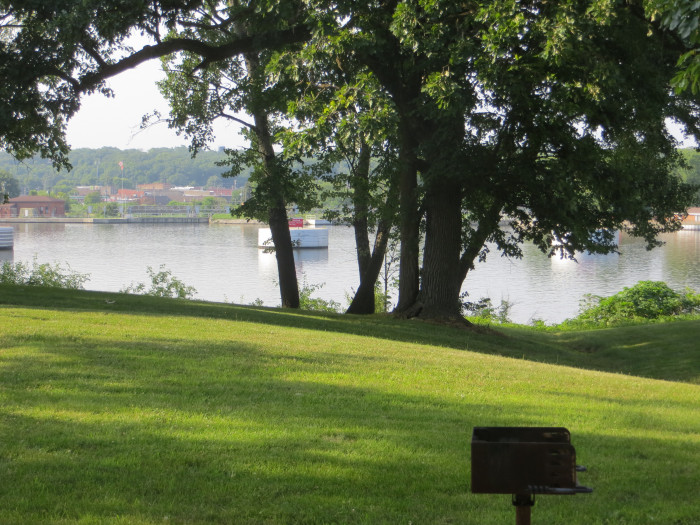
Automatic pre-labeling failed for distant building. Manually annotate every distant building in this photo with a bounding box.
[0,195,66,218]
[74,185,114,198]
[138,182,173,191]
[115,189,145,202]
[138,194,171,206]
[211,187,233,198]
[680,207,700,230]
[183,188,233,202]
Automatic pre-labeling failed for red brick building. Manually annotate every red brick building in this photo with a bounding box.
[0,195,66,218]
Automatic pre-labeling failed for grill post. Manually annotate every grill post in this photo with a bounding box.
[513,494,535,525]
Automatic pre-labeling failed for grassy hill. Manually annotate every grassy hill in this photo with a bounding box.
[0,286,698,524]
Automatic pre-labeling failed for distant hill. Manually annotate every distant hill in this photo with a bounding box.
[0,147,251,193]
[4,146,698,205]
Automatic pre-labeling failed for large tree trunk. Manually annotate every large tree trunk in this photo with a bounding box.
[417,180,464,320]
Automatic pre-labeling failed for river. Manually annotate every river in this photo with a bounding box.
[2,222,699,325]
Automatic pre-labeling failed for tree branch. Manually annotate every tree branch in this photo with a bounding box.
[218,112,256,130]
[76,25,311,93]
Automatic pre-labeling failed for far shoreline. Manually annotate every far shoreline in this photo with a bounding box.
[0,217,264,225]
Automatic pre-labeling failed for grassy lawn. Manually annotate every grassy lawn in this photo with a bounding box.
[0,286,698,524]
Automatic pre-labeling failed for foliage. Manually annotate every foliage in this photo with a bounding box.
[647,0,700,94]
[83,191,102,205]
[0,258,89,289]
[1,1,699,321]
[103,202,120,217]
[0,170,20,200]
[373,284,391,314]
[121,265,196,299]
[298,278,341,313]
[565,280,700,327]
[678,147,700,205]
[461,295,513,324]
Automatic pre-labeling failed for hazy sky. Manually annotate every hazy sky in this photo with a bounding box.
[65,59,247,151]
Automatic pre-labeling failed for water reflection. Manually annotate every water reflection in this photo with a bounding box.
[463,230,700,324]
[4,222,699,324]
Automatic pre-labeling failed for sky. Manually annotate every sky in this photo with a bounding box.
[65,57,698,152]
[65,59,248,152]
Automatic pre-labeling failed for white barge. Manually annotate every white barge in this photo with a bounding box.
[258,227,328,248]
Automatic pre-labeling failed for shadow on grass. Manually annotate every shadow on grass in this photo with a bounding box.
[2,285,700,384]
[0,333,525,524]
[1,330,698,524]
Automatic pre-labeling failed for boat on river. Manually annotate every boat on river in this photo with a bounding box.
[257,227,329,248]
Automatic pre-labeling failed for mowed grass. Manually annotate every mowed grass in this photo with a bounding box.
[0,286,698,524]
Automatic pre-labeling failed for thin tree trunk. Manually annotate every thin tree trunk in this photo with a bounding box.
[244,52,299,308]
[352,141,372,279]
[457,201,503,284]
[268,198,299,308]
[394,120,421,314]
[346,219,391,314]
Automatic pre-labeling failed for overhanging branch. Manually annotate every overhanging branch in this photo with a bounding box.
[76,25,311,93]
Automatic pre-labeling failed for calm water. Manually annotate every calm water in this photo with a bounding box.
[2,222,700,324]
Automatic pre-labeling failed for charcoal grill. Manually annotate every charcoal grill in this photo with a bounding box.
[471,426,592,524]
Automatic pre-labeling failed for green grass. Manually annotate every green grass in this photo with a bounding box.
[0,286,699,524]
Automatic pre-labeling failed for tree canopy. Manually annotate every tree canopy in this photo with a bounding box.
[2,0,699,322]
[646,0,700,94]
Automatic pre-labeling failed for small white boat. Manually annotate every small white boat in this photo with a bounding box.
[258,227,329,248]
[304,218,331,227]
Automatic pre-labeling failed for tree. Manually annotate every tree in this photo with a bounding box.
[316,1,699,321]
[646,0,700,94]
[0,170,20,201]
[0,1,311,169]
[204,175,220,189]
[282,42,400,314]
[1,1,699,323]
[84,191,102,205]
[155,4,318,308]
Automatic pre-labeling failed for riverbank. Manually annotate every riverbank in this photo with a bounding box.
[0,217,270,225]
[1,286,698,524]
[0,217,210,224]
[6,223,700,324]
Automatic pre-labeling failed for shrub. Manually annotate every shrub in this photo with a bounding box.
[461,294,513,324]
[0,257,89,289]
[299,278,341,313]
[567,281,700,327]
[121,265,197,299]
